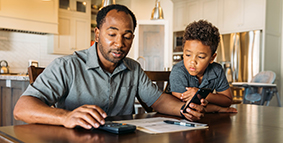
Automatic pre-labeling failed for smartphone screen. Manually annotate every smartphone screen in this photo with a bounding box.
[183,88,211,113]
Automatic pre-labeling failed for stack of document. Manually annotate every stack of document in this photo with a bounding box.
[114,117,208,134]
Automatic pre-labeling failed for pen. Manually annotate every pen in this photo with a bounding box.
[163,120,195,127]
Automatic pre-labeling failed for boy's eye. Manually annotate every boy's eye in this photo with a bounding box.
[186,54,191,57]
[198,56,205,59]
[108,33,116,37]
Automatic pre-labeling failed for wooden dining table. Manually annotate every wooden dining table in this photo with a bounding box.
[0,104,283,143]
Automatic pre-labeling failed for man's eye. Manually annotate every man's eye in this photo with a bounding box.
[108,34,116,37]
[186,54,190,57]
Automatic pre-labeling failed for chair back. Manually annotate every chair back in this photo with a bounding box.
[244,71,276,104]
[251,71,276,83]
[27,66,45,84]
[136,71,171,113]
[144,71,171,93]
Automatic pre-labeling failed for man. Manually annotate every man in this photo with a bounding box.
[14,4,206,130]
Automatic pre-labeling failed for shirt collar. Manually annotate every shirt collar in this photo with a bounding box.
[200,63,218,87]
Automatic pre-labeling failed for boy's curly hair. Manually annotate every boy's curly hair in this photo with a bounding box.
[183,20,220,55]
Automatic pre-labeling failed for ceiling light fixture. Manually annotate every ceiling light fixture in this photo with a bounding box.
[151,0,164,20]
[99,0,115,10]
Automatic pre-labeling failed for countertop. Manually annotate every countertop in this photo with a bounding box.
[0,74,29,81]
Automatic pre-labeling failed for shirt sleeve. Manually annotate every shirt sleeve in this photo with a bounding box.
[137,69,163,107]
[22,58,71,106]
[214,64,230,92]
[169,63,189,93]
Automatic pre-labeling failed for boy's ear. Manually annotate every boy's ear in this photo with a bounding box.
[210,53,217,64]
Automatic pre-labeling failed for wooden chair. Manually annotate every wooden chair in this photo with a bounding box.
[27,66,45,84]
[135,71,171,113]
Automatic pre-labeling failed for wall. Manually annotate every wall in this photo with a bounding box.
[0,31,63,73]
[125,0,174,61]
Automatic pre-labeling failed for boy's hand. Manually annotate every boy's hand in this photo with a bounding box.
[180,87,199,101]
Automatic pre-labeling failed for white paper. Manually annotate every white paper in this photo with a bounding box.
[114,117,208,134]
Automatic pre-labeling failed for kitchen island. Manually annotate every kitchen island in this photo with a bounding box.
[0,74,29,126]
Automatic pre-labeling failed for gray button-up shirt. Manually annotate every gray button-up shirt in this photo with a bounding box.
[169,60,229,93]
[23,44,162,116]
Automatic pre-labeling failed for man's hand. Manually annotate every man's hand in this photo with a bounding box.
[180,99,208,121]
[62,105,107,129]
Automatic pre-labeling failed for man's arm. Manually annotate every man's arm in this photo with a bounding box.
[151,93,206,121]
[13,96,107,129]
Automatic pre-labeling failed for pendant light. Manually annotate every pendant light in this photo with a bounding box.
[102,0,115,7]
[151,0,164,20]
[100,0,115,10]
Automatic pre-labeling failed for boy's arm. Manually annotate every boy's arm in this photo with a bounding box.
[206,88,233,107]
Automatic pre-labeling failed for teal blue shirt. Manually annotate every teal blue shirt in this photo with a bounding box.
[169,60,229,93]
[22,44,162,116]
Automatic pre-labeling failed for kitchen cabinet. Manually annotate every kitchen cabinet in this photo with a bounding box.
[172,0,201,32]
[0,0,58,34]
[220,0,264,34]
[0,79,28,126]
[172,0,264,34]
[172,0,220,32]
[48,0,91,55]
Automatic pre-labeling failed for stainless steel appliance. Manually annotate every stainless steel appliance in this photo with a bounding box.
[216,30,262,83]
[172,31,184,65]
[173,31,184,53]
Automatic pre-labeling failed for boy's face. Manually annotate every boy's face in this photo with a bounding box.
[183,40,216,78]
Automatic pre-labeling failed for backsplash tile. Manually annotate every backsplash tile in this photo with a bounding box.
[0,31,64,73]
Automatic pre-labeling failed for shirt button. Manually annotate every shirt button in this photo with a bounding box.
[109,96,113,100]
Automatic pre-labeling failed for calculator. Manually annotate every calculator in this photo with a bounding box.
[94,121,136,134]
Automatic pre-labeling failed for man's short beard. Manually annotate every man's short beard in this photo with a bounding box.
[98,41,125,64]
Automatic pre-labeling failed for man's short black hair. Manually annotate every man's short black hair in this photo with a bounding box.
[183,20,220,55]
[96,4,137,31]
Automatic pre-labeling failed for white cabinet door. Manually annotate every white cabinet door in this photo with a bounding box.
[49,15,90,55]
[73,18,90,51]
[0,0,58,33]
[221,0,244,33]
[186,0,201,24]
[173,1,187,31]
[173,0,219,32]
[49,0,91,54]
[241,0,264,31]
[132,20,171,71]
[221,0,264,33]
[200,0,221,28]
[0,0,58,23]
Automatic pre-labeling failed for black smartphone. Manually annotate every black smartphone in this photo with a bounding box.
[183,88,211,113]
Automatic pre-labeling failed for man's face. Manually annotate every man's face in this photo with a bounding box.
[95,10,134,64]
[183,40,216,78]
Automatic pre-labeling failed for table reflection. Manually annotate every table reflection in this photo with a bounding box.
[13,124,118,143]
[180,112,237,143]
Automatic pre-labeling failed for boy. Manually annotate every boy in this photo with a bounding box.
[169,20,237,113]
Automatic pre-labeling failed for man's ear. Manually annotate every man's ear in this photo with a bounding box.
[94,27,100,42]
[210,53,217,64]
